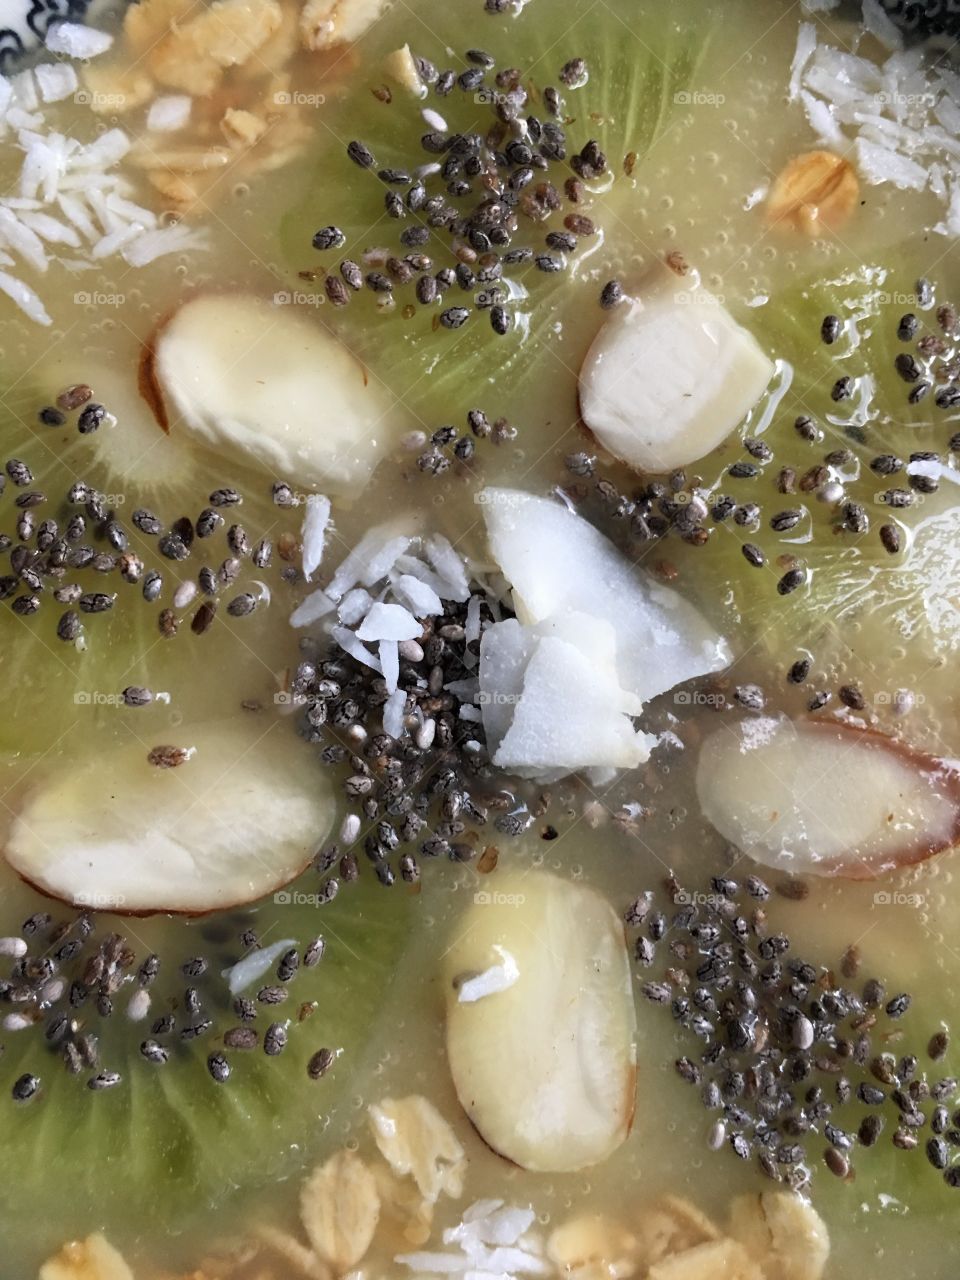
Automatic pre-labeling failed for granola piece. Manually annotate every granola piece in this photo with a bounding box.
[299,0,389,51]
[221,107,269,148]
[148,0,284,95]
[299,1149,380,1270]
[648,1239,765,1280]
[382,44,422,96]
[635,1196,721,1268]
[39,1235,134,1280]
[368,1095,466,1205]
[255,1225,331,1280]
[728,1192,829,1280]
[82,59,155,113]
[547,1213,639,1279]
[124,0,197,53]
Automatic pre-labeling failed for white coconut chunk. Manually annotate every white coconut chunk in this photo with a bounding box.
[493,635,652,774]
[696,718,960,879]
[391,566,445,615]
[146,293,397,490]
[301,494,331,581]
[46,22,114,57]
[223,938,299,995]
[424,534,471,601]
[35,62,79,103]
[382,687,406,738]
[379,639,400,694]
[338,587,374,627]
[445,871,636,1172]
[357,601,421,642]
[0,271,51,325]
[330,625,381,672]
[579,270,774,473]
[146,95,192,132]
[477,619,535,758]
[0,75,11,117]
[5,723,333,914]
[481,488,731,705]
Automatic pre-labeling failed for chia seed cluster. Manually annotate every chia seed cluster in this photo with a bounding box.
[306,47,607,336]
[629,872,959,1188]
[0,910,336,1100]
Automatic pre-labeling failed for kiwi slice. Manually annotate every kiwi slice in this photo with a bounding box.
[627,251,960,737]
[0,872,413,1259]
[279,0,714,432]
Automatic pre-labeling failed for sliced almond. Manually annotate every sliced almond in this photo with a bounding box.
[143,292,397,491]
[578,269,774,473]
[766,150,859,237]
[4,721,334,914]
[299,1150,380,1271]
[444,870,637,1172]
[728,1191,829,1280]
[147,0,283,95]
[696,717,960,878]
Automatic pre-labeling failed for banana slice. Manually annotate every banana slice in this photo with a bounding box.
[444,870,637,1172]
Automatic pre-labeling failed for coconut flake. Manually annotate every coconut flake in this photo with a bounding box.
[76,128,131,169]
[338,587,374,626]
[35,63,79,104]
[290,589,336,627]
[379,639,400,694]
[391,571,444,617]
[383,686,406,738]
[457,947,519,1003]
[301,494,331,581]
[0,206,49,272]
[327,526,407,601]
[45,22,114,58]
[11,71,39,112]
[789,22,817,102]
[357,601,421,642]
[0,270,51,325]
[861,0,904,52]
[147,95,192,133]
[18,209,80,247]
[855,136,928,189]
[222,938,298,995]
[331,625,382,673]
[424,535,470,601]
[799,90,844,147]
[121,222,208,266]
